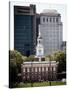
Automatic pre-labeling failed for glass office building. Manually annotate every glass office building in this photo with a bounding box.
[39,10,63,55]
[14,5,36,56]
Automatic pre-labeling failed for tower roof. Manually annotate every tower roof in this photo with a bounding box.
[42,9,58,13]
[40,9,60,16]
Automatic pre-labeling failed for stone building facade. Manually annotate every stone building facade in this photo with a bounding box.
[39,10,63,55]
[21,61,58,82]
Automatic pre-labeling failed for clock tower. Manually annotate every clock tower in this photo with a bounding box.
[35,25,44,61]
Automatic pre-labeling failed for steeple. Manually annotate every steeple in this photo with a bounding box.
[37,25,42,45]
[38,25,42,39]
[35,25,44,59]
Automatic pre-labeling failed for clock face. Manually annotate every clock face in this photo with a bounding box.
[39,49,41,53]
[36,45,44,56]
[38,49,43,56]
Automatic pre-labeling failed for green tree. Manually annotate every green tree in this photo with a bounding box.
[9,59,18,88]
[10,50,24,72]
[45,54,54,61]
[45,51,66,73]
[9,50,24,88]
[53,51,66,72]
[24,55,34,62]
[26,55,35,62]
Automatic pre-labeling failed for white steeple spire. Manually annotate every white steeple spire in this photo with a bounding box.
[38,25,41,37]
[38,25,42,39]
[35,25,44,59]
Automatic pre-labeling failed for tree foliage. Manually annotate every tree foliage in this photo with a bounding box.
[45,51,66,73]
[9,50,24,88]
[10,50,23,65]
[26,55,35,62]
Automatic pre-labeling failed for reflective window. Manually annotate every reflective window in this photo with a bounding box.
[46,18,48,22]
[50,18,51,22]
[43,17,45,22]
[56,18,58,22]
[14,15,34,56]
[53,18,55,22]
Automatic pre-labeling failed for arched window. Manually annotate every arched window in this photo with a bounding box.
[27,68,29,72]
[56,18,58,22]
[46,18,48,22]
[50,18,51,22]
[43,17,45,22]
[25,67,27,72]
[53,18,55,22]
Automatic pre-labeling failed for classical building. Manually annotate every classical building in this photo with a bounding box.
[21,26,58,82]
[14,4,36,56]
[39,10,63,55]
[21,61,58,82]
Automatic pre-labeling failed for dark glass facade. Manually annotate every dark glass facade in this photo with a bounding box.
[36,14,40,44]
[14,5,36,56]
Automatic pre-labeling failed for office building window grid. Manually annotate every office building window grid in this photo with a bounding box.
[42,17,59,23]
[40,13,62,55]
